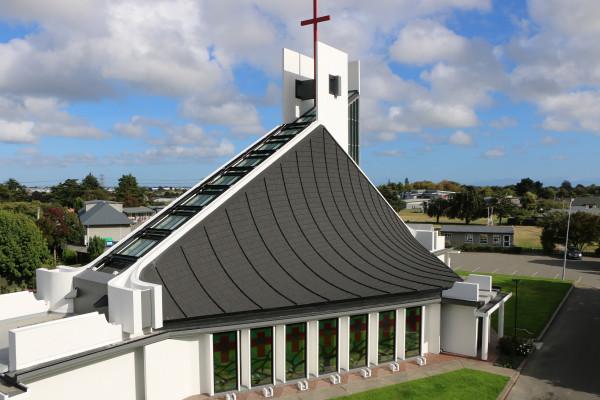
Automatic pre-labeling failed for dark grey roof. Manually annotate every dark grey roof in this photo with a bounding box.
[140,126,461,323]
[440,225,514,234]
[572,196,600,207]
[84,200,120,205]
[122,206,155,214]
[79,202,134,226]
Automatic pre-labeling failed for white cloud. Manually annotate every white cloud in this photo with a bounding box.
[448,130,475,147]
[390,20,469,66]
[549,155,572,160]
[374,149,405,157]
[489,116,518,130]
[482,146,506,159]
[372,132,398,142]
[180,97,263,135]
[0,121,36,144]
[540,135,559,145]
[0,95,105,144]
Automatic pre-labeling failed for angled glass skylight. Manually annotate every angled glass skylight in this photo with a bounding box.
[91,105,323,275]
[119,238,158,257]
[212,174,242,186]
[184,192,218,207]
[152,214,189,230]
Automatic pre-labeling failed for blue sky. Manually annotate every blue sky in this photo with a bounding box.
[0,0,599,188]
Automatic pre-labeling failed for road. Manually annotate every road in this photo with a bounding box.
[449,252,600,288]
[449,252,600,399]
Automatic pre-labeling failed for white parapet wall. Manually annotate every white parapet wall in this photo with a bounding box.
[440,303,478,357]
[0,291,49,321]
[465,274,492,291]
[442,281,479,301]
[9,312,123,371]
[36,266,83,313]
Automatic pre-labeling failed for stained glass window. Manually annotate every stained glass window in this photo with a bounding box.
[213,331,238,392]
[405,307,422,358]
[285,323,306,380]
[250,327,273,386]
[378,310,395,363]
[319,319,338,374]
[349,314,368,368]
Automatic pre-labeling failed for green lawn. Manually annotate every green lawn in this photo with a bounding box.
[332,368,509,400]
[456,271,572,338]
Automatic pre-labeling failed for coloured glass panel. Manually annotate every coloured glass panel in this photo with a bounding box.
[349,314,368,368]
[213,331,238,393]
[319,319,338,374]
[378,311,395,363]
[285,323,306,380]
[250,327,273,386]
[405,307,422,358]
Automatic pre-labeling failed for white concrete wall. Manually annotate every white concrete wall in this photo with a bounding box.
[282,48,314,123]
[411,230,435,251]
[442,281,479,301]
[423,303,441,354]
[316,41,348,151]
[9,312,123,371]
[107,284,142,335]
[144,338,201,400]
[24,348,143,400]
[36,266,82,313]
[466,274,492,291]
[0,292,48,321]
[348,60,360,92]
[198,334,213,395]
[440,304,478,357]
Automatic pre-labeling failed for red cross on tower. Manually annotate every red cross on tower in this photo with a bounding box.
[301,0,330,105]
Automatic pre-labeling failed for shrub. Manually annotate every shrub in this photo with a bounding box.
[456,244,523,254]
[61,248,78,265]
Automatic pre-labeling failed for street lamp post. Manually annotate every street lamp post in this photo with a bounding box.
[512,278,522,337]
[562,198,574,281]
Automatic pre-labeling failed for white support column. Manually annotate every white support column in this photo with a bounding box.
[396,309,405,361]
[368,312,378,366]
[339,316,350,372]
[498,302,505,339]
[481,315,490,361]
[274,325,286,384]
[239,329,251,390]
[307,320,319,378]
[199,334,214,396]
[420,306,426,356]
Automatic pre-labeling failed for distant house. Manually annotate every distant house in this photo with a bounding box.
[573,196,600,209]
[441,225,514,247]
[399,190,455,209]
[123,206,156,223]
[78,200,134,245]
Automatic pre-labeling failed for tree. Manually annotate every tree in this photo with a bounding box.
[87,236,106,261]
[0,210,51,284]
[50,179,83,208]
[539,187,556,200]
[426,198,449,223]
[36,207,71,260]
[64,211,85,245]
[520,191,538,211]
[491,197,518,225]
[0,178,29,202]
[538,211,600,253]
[81,173,110,201]
[116,174,146,206]
[377,182,404,211]
[446,186,485,224]
[515,178,536,197]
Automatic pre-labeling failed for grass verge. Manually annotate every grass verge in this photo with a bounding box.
[455,271,572,338]
[332,368,509,400]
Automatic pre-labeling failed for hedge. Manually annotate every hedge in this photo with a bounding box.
[455,244,524,254]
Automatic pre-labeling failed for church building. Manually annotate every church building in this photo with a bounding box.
[0,11,511,400]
